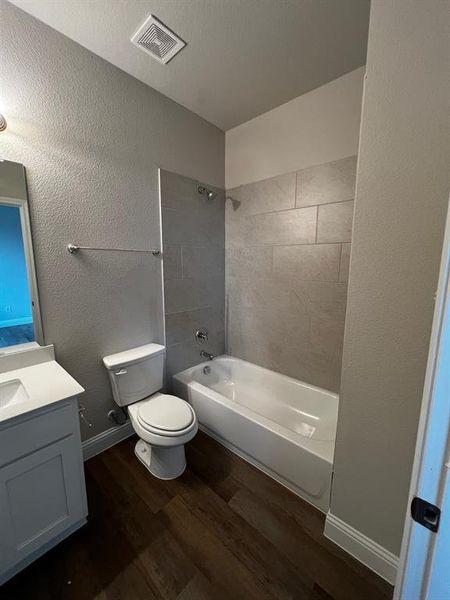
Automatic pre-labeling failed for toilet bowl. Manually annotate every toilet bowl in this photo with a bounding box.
[103,344,197,480]
[128,393,197,479]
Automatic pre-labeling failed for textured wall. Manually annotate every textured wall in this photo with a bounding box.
[226,68,364,188]
[161,170,225,387]
[331,0,450,555]
[226,156,356,392]
[0,1,224,440]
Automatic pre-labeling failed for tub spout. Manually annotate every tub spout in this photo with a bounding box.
[200,350,215,361]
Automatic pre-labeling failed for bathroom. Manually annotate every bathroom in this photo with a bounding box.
[0,1,449,598]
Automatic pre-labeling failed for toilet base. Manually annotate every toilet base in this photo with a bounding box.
[134,439,187,480]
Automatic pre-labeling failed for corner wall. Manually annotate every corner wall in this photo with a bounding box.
[224,68,364,392]
[0,1,224,440]
[330,0,450,557]
[225,67,364,188]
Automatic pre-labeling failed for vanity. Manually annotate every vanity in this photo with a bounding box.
[0,347,87,585]
[0,160,88,584]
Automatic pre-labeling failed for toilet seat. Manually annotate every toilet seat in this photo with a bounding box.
[136,393,196,437]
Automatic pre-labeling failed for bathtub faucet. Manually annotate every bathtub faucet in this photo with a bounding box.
[200,350,215,361]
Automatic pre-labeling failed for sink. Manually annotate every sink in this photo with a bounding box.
[0,379,30,409]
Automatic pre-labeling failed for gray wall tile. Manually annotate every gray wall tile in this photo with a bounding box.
[226,246,273,279]
[166,306,224,346]
[182,246,225,279]
[164,278,199,314]
[226,277,291,312]
[317,200,354,243]
[225,202,247,248]
[166,334,225,383]
[288,281,348,320]
[163,207,225,248]
[296,156,357,207]
[227,172,296,217]
[339,243,351,282]
[161,169,225,389]
[226,157,354,392]
[164,276,224,314]
[161,170,201,211]
[273,244,341,281]
[246,206,317,246]
[310,316,345,353]
[163,245,182,281]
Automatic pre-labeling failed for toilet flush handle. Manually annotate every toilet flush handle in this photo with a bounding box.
[115,368,128,376]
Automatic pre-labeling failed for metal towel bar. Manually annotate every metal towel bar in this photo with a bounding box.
[67,244,161,256]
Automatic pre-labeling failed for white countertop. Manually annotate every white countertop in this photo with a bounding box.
[0,360,85,423]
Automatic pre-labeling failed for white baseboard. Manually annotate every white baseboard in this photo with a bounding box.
[324,513,399,585]
[82,422,134,461]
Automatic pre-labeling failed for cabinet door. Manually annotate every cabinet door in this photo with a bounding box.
[0,434,86,572]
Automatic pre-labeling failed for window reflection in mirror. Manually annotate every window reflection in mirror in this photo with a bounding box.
[0,160,43,350]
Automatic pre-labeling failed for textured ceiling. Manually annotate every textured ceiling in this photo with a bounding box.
[8,0,370,130]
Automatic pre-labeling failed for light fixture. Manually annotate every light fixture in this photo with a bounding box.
[0,113,7,132]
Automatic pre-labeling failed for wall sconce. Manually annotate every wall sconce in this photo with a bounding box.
[0,113,7,132]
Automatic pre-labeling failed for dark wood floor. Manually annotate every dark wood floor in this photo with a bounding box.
[2,432,393,600]
[0,323,34,348]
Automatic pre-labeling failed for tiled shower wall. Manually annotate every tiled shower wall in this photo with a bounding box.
[160,170,225,388]
[226,156,357,392]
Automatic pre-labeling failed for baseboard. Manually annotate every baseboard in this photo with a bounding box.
[324,513,399,585]
[82,422,134,461]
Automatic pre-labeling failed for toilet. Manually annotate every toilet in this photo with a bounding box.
[103,343,197,480]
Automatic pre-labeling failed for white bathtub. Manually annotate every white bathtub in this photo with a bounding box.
[173,355,338,512]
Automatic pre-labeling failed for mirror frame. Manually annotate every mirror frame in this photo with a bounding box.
[0,193,44,347]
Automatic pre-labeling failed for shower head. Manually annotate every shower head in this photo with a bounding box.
[198,185,217,201]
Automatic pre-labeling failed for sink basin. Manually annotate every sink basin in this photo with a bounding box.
[0,379,30,409]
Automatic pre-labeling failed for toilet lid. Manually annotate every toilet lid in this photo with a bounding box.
[137,394,194,432]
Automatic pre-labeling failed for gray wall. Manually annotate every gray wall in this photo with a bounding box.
[0,1,224,440]
[161,170,225,387]
[331,0,450,554]
[226,156,356,392]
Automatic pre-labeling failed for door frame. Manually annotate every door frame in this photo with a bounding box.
[394,198,450,599]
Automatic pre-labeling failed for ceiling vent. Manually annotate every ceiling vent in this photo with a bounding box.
[131,15,186,64]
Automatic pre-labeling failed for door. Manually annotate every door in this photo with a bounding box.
[395,200,450,600]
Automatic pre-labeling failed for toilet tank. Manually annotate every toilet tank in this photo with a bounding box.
[103,343,165,407]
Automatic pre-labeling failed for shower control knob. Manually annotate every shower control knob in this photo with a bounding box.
[195,328,209,344]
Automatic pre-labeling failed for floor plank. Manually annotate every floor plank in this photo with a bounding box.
[1,432,394,600]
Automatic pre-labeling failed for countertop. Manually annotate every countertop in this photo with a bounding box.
[0,360,85,423]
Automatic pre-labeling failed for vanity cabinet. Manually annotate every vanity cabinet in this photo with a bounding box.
[0,397,87,584]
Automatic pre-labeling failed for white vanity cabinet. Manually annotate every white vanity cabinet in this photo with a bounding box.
[0,396,87,585]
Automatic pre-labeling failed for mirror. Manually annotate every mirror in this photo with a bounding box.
[0,160,43,349]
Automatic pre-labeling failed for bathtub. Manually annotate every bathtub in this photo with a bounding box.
[173,355,338,512]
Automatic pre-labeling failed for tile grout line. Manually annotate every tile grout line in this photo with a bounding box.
[228,241,345,250]
[239,199,354,220]
[315,205,319,243]
[227,154,357,190]
[294,172,298,208]
[181,246,184,279]
[229,198,354,223]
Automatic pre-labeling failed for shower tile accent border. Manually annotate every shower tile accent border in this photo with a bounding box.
[160,170,225,389]
[226,155,357,392]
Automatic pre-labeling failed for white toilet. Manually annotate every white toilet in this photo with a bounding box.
[103,343,197,480]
